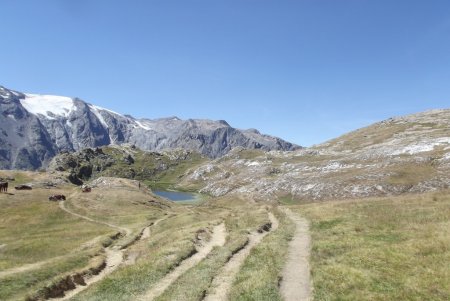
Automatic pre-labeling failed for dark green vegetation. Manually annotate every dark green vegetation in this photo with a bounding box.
[49,145,207,190]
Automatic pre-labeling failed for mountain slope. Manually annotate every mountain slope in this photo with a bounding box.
[0,85,299,169]
[0,88,57,169]
[180,109,450,201]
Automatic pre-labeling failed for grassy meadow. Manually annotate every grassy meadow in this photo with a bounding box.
[2,169,450,301]
[228,207,296,301]
[0,183,113,300]
[292,192,450,300]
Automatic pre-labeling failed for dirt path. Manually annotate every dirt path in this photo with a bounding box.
[124,217,168,265]
[204,212,279,301]
[51,200,164,300]
[0,256,64,278]
[0,200,132,279]
[59,200,131,235]
[141,216,166,240]
[138,223,227,301]
[57,246,124,300]
[0,235,108,279]
[280,208,312,301]
[49,201,135,300]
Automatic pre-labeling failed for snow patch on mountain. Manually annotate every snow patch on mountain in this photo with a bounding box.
[89,104,109,127]
[21,94,76,119]
[91,104,121,116]
[135,120,152,130]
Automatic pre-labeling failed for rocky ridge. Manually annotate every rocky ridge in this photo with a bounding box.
[0,85,299,170]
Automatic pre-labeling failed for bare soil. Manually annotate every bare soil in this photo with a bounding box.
[280,208,311,301]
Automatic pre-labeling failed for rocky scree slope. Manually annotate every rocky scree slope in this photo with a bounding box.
[0,85,299,170]
[180,109,450,201]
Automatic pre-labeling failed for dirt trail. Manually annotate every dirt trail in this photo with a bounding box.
[0,234,108,279]
[50,201,164,300]
[204,212,279,301]
[0,257,64,278]
[124,217,168,265]
[57,246,124,300]
[141,216,166,240]
[138,223,227,301]
[0,200,130,279]
[280,208,312,301]
[59,200,131,235]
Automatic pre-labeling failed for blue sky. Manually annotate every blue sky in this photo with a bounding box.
[2,0,450,146]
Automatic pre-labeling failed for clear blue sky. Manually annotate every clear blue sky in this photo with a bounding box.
[2,0,450,146]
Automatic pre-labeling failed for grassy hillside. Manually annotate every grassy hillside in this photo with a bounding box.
[2,168,450,300]
[292,192,450,300]
[0,184,113,300]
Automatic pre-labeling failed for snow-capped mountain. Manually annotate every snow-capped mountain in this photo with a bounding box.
[0,85,299,170]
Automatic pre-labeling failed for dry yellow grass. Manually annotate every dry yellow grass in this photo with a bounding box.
[0,185,113,300]
[292,192,450,300]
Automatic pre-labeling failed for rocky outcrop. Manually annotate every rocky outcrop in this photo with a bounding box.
[48,145,205,185]
[0,85,300,170]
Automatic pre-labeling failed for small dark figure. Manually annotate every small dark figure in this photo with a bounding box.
[81,185,91,193]
[0,182,8,192]
[49,194,66,201]
[15,184,32,190]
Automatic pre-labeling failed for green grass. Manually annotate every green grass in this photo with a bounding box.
[100,147,207,191]
[293,192,450,301]
[279,194,303,205]
[5,167,449,301]
[1,252,98,301]
[155,202,268,301]
[64,187,167,232]
[0,170,34,185]
[228,208,296,301]
[70,207,226,301]
[386,163,437,185]
[0,186,113,300]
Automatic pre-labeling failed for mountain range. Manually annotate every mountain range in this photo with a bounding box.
[0,85,299,170]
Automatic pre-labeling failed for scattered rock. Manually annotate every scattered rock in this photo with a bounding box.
[257,222,272,233]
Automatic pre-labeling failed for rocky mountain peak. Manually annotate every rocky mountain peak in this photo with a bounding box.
[0,85,300,170]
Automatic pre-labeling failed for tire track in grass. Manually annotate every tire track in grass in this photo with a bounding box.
[204,212,279,301]
[48,202,166,300]
[138,223,227,301]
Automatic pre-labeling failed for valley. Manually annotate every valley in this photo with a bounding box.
[1,163,449,300]
[1,101,450,300]
[3,1,450,300]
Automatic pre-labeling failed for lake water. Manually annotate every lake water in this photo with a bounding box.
[153,190,198,202]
